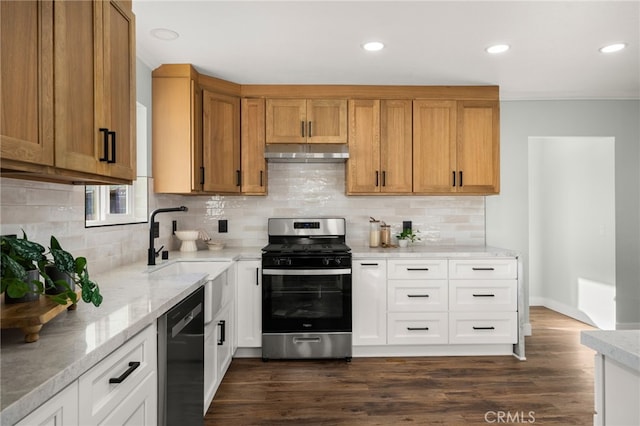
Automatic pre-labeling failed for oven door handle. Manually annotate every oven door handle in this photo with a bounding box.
[263,268,351,276]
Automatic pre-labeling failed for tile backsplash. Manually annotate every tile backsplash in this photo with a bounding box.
[1,163,485,274]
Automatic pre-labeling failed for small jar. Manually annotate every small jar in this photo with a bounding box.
[369,220,381,247]
[380,225,391,246]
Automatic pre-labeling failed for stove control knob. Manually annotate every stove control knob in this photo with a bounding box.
[335,258,342,265]
[285,258,292,266]
[322,258,330,266]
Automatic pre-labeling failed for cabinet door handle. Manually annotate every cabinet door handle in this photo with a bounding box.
[472,267,495,271]
[407,327,429,331]
[406,268,429,271]
[308,121,312,137]
[200,167,205,185]
[473,294,495,297]
[255,267,260,286]
[108,131,116,163]
[99,128,109,162]
[452,171,456,187]
[301,121,305,137]
[360,263,379,266]
[236,170,241,187]
[375,171,379,187]
[459,171,463,187]
[109,361,141,384]
[382,171,386,187]
[260,170,264,187]
[218,320,226,345]
[472,326,496,330]
[407,294,430,298]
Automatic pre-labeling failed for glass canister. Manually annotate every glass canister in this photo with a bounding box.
[369,220,381,247]
[380,224,391,247]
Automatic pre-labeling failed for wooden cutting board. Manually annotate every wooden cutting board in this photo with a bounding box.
[1,290,82,343]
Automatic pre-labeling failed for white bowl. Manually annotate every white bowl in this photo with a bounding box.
[206,241,225,251]
[174,230,199,252]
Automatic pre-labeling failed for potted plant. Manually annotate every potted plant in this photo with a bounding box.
[396,229,420,248]
[1,232,46,303]
[1,233,103,307]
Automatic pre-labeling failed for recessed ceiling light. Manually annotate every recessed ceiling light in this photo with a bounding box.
[486,44,510,54]
[362,41,385,52]
[150,28,179,41]
[599,43,627,53]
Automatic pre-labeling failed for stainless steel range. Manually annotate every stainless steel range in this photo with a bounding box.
[261,218,352,361]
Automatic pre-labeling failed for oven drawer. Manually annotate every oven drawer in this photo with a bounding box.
[449,280,517,312]
[448,259,517,280]
[262,333,352,359]
[388,313,448,345]
[449,312,517,344]
[387,280,448,312]
[387,259,448,279]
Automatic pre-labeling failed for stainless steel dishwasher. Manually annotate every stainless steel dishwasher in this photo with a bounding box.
[158,286,204,426]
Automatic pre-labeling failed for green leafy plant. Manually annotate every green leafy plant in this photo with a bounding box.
[1,233,102,307]
[396,228,421,243]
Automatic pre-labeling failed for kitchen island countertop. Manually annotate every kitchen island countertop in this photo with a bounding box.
[581,329,640,372]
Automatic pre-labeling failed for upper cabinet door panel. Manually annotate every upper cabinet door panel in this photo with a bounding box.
[457,101,499,194]
[306,99,347,143]
[241,98,267,194]
[347,99,380,194]
[266,99,306,143]
[380,100,412,193]
[0,0,54,166]
[413,100,457,193]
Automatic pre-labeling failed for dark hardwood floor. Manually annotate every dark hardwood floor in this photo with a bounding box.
[205,307,596,425]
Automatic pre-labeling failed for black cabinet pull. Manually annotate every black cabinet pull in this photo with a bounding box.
[472,326,496,330]
[108,131,116,163]
[407,294,430,298]
[109,361,140,384]
[260,170,264,187]
[301,121,305,137]
[255,267,260,286]
[375,171,379,187]
[406,268,429,271]
[459,171,463,187]
[473,294,495,298]
[382,171,386,187]
[407,327,429,331]
[472,267,495,271]
[236,170,241,187]
[361,263,379,266]
[452,171,456,187]
[99,128,109,162]
[218,320,226,345]
[200,167,205,185]
[308,121,312,137]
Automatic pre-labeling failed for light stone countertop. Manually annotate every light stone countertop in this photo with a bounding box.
[0,244,517,425]
[581,330,640,372]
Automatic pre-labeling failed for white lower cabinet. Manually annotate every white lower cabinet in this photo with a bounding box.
[16,382,79,426]
[387,312,448,345]
[352,259,387,345]
[78,324,157,425]
[236,260,262,348]
[449,311,517,344]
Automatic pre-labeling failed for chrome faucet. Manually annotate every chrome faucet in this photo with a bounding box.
[148,206,188,265]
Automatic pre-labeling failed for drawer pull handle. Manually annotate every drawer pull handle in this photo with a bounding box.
[472,326,496,331]
[407,294,430,298]
[472,267,495,271]
[472,294,495,297]
[407,327,429,331]
[109,361,141,384]
[361,263,379,266]
[406,268,429,271]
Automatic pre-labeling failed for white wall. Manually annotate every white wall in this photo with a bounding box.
[487,100,640,329]
[528,137,616,329]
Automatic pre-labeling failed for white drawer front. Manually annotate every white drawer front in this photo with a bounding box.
[79,324,157,424]
[387,259,448,279]
[449,259,517,279]
[388,312,448,345]
[449,280,517,312]
[387,280,448,312]
[449,312,517,344]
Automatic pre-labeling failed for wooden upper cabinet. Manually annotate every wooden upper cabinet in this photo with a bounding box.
[413,100,457,193]
[202,90,241,193]
[456,101,500,194]
[266,99,347,144]
[0,0,54,166]
[241,98,267,194]
[347,100,412,194]
[53,0,135,181]
[152,66,203,193]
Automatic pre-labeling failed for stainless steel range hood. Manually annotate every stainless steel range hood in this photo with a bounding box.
[264,144,349,163]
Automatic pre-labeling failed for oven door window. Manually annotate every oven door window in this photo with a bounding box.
[262,272,352,333]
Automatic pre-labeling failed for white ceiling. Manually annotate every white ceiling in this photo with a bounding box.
[133,1,640,100]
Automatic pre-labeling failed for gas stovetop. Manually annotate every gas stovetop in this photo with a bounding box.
[262,242,351,254]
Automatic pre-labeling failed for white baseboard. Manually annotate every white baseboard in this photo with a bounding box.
[529,297,597,328]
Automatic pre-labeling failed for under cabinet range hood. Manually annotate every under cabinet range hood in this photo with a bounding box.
[264,144,349,163]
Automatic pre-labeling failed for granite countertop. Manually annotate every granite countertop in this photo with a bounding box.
[350,244,520,258]
[581,330,640,372]
[0,256,237,425]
